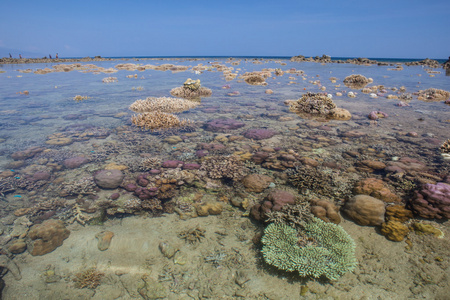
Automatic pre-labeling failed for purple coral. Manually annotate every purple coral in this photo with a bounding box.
[243,129,277,140]
[204,118,245,132]
[411,182,450,219]
[368,111,388,120]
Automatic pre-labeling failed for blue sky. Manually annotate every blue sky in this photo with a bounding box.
[1,0,449,59]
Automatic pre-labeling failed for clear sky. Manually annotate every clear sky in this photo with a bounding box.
[1,0,449,59]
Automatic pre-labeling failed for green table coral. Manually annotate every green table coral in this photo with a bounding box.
[261,217,357,280]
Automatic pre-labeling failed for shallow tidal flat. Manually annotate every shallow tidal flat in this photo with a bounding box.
[0,58,449,299]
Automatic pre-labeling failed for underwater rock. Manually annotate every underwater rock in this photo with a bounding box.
[243,129,277,140]
[242,174,273,193]
[385,157,428,174]
[8,239,27,254]
[204,118,245,132]
[139,277,168,300]
[162,160,184,168]
[163,135,182,144]
[368,111,388,120]
[159,241,177,258]
[63,156,89,169]
[45,136,73,146]
[381,220,409,242]
[95,231,114,251]
[328,107,352,121]
[11,146,45,160]
[411,182,450,219]
[310,199,341,224]
[28,219,70,256]
[0,255,21,280]
[94,169,124,189]
[182,163,201,170]
[358,160,386,172]
[342,195,385,226]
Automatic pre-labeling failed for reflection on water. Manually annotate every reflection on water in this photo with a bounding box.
[0,58,449,299]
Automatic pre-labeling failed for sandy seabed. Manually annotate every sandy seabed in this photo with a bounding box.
[3,211,449,300]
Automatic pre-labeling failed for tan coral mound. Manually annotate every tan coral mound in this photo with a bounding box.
[131,111,193,131]
[286,92,350,121]
[129,97,199,113]
[440,139,450,154]
[244,74,267,85]
[417,88,450,101]
[287,92,336,115]
[343,74,372,89]
[170,86,212,100]
[28,219,70,256]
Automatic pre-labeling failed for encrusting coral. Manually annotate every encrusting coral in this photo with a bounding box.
[129,96,199,114]
[261,217,357,280]
[417,88,450,101]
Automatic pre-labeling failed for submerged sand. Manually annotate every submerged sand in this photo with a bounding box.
[3,211,449,299]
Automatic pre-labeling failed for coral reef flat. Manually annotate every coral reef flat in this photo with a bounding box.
[0,57,449,299]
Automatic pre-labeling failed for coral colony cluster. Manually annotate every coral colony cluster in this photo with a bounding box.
[1,55,450,299]
[129,80,210,131]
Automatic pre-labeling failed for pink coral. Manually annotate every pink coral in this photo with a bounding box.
[411,182,450,219]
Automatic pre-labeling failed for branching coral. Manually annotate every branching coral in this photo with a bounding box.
[200,155,247,180]
[131,111,194,131]
[178,226,206,244]
[261,218,357,280]
[74,268,104,289]
[265,201,313,228]
[129,97,199,113]
[286,165,352,199]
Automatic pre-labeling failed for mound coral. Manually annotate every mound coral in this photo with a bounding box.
[170,79,212,100]
[131,111,193,131]
[244,74,266,86]
[287,93,336,114]
[440,139,450,154]
[28,219,70,256]
[417,88,450,101]
[411,182,450,219]
[343,74,372,89]
[286,92,351,121]
[261,218,357,280]
[129,97,199,114]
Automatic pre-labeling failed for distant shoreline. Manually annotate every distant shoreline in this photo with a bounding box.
[0,55,447,68]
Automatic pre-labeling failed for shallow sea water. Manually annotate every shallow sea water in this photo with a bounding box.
[0,58,449,299]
